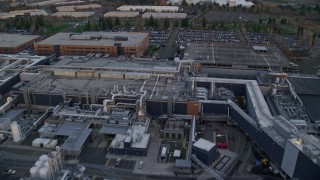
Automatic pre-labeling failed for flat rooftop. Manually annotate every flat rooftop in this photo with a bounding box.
[0,9,48,19]
[54,56,178,72]
[104,11,139,18]
[142,12,187,19]
[0,54,46,83]
[184,44,291,68]
[36,32,148,47]
[0,33,40,48]
[56,4,101,11]
[117,5,179,12]
[288,77,320,122]
[19,70,187,100]
[28,0,67,7]
[193,138,215,152]
[51,11,95,18]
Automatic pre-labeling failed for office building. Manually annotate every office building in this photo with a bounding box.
[35,32,149,57]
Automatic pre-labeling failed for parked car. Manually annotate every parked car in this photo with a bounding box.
[115,158,121,166]
[3,169,16,175]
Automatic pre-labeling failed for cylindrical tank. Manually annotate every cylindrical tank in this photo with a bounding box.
[44,161,49,167]
[29,166,39,178]
[39,167,49,180]
[35,160,44,168]
[52,151,57,157]
[272,88,277,96]
[39,155,49,161]
[10,121,22,143]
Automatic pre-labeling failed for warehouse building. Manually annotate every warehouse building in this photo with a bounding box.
[56,4,101,12]
[0,9,48,19]
[8,57,320,179]
[38,122,92,156]
[0,54,48,95]
[51,11,95,18]
[108,125,151,156]
[142,12,187,19]
[192,138,219,166]
[117,5,180,12]
[104,11,139,18]
[0,33,40,54]
[35,32,149,57]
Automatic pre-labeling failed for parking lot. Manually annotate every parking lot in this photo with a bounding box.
[143,29,170,46]
[107,158,136,170]
[176,30,240,47]
[244,32,275,45]
[185,43,291,68]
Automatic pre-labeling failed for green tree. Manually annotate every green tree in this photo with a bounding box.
[202,17,207,28]
[280,18,287,24]
[125,20,130,27]
[154,19,158,27]
[84,20,91,31]
[174,20,179,27]
[149,15,154,26]
[115,17,120,26]
[101,17,107,30]
[312,32,317,47]
[106,18,113,29]
[181,18,188,28]
[181,0,187,7]
[163,18,170,28]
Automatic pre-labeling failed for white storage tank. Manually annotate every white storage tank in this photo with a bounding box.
[44,160,49,167]
[39,155,49,161]
[29,166,39,178]
[39,167,49,180]
[10,121,22,143]
[35,160,44,168]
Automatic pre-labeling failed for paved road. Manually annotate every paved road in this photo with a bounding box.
[159,27,179,59]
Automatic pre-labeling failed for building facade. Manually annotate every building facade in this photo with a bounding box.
[35,32,149,57]
[0,34,40,54]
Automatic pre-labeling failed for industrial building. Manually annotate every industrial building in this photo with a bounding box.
[142,12,187,19]
[51,11,95,18]
[104,11,140,18]
[0,54,48,95]
[35,32,149,57]
[108,125,151,156]
[162,118,184,139]
[29,147,70,180]
[56,4,101,12]
[0,33,40,54]
[0,9,48,19]
[183,44,298,74]
[28,0,72,7]
[187,0,254,7]
[117,5,180,12]
[4,55,320,179]
[192,138,219,166]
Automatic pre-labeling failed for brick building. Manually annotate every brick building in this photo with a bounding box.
[35,32,149,57]
[0,33,40,54]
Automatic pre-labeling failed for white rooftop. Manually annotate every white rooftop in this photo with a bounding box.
[253,46,268,51]
[117,5,179,12]
[142,12,187,19]
[104,11,139,18]
[193,138,216,152]
[174,150,181,157]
